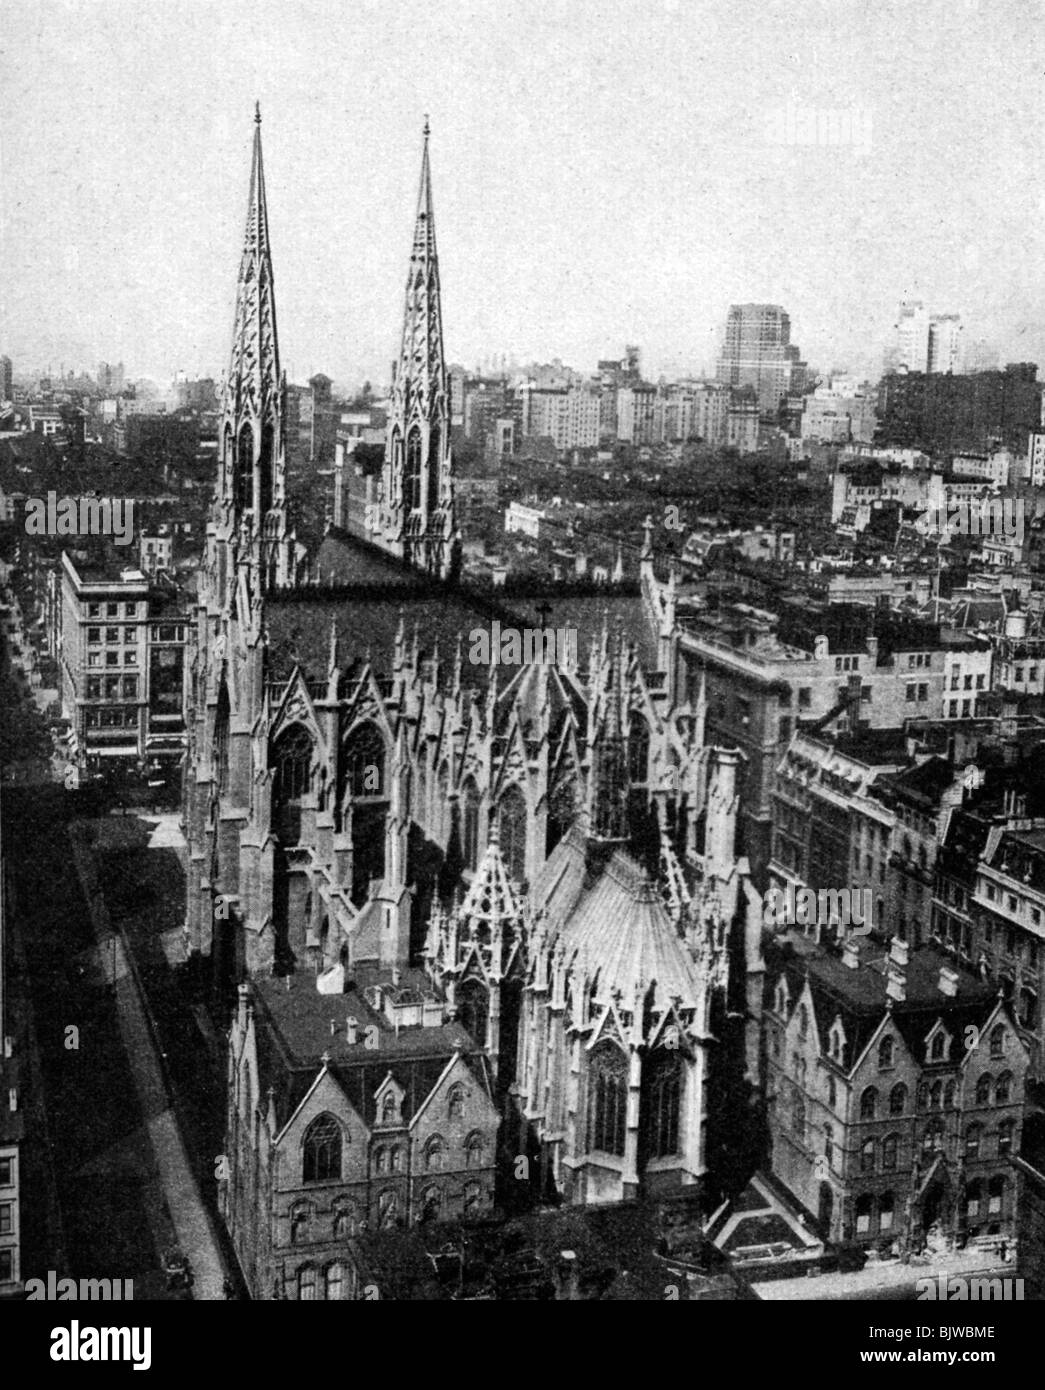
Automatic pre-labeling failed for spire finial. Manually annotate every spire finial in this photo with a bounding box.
[423,113,430,137]
[255,101,261,125]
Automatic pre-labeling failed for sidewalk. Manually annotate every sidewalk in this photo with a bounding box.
[68,826,229,1300]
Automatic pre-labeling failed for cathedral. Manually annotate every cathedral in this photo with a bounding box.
[182,110,765,1289]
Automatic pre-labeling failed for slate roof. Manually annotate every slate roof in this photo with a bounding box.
[534,826,703,1011]
[249,969,490,1133]
[768,936,998,1074]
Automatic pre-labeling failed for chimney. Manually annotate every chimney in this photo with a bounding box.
[889,936,910,969]
[938,965,959,998]
[886,968,907,1004]
[8,1087,17,1113]
[329,1018,338,1036]
[237,982,250,1030]
[345,1016,359,1046]
[841,936,861,970]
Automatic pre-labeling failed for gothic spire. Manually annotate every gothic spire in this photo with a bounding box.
[377,119,455,577]
[394,116,446,419]
[225,103,281,428]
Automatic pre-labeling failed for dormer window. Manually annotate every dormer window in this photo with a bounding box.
[927,1025,951,1063]
[828,1018,846,1065]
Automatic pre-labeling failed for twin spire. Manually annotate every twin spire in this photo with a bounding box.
[224,102,280,428]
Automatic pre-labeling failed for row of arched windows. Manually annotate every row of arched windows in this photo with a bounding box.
[301,1114,486,1185]
[585,1045,682,1161]
[229,422,275,514]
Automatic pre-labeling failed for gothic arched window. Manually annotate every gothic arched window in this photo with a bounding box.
[643,1048,682,1159]
[588,1043,628,1156]
[344,722,385,799]
[259,424,274,514]
[461,777,480,871]
[629,713,650,785]
[465,1132,484,1168]
[457,978,488,1047]
[297,1265,316,1301]
[878,1036,894,1070]
[427,425,441,517]
[860,1086,878,1120]
[303,1113,342,1183]
[448,1085,465,1121]
[404,427,422,513]
[420,1186,442,1223]
[272,722,313,846]
[976,1073,993,1106]
[236,423,254,511]
[889,1083,907,1116]
[498,783,527,884]
[214,682,230,795]
[424,1136,446,1172]
[325,1263,344,1301]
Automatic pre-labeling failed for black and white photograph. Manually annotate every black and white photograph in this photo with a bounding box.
[1,0,1043,1365]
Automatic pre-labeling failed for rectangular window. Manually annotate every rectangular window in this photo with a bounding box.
[0,1249,11,1282]
[87,627,101,644]
[976,675,985,689]
[964,675,973,690]
[861,685,871,702]
[106,603,118,617]
[105,652,119,667]
[88,653,101,667]
[918,684,928,702]
[105,627,119,644]
[123,626,135,642]
[798,687,811,709]
[951,672,960,689]
[104,676,120,699]
[949,701,958,717]
[124,651,137,665]
[906,683,917,702]
[962,700,971,716]
[124,603,136,617]
[122,676,138,699]
[87,603,101,618]
[0,1158,10,1186]
[0,1203,11,1235]
[87,678,102,699]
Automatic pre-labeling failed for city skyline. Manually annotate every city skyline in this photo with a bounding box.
[3,0,1044,386]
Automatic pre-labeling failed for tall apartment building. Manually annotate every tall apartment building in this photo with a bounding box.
[615,384,659,445]
[0,357,12,402]
[662,381,729,445]
[58,552,188,786]
[717,304,801,415]
[888,301,931,374]
[928,315,963,375]
[518,385,599,451]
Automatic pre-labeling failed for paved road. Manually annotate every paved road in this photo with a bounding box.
[67,822,230,1299]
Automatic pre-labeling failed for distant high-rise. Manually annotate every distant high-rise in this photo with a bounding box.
[716,304,799,414]
[886,300,930,374]
[928,314,963,374]
[0,355,11,400]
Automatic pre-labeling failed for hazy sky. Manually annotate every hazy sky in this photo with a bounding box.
[3,0,1044,388]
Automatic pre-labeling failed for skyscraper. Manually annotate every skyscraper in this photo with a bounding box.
[928,314,963,375]
[716,304,799,415]
[886,300,930,374]
[0,356,12,401]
